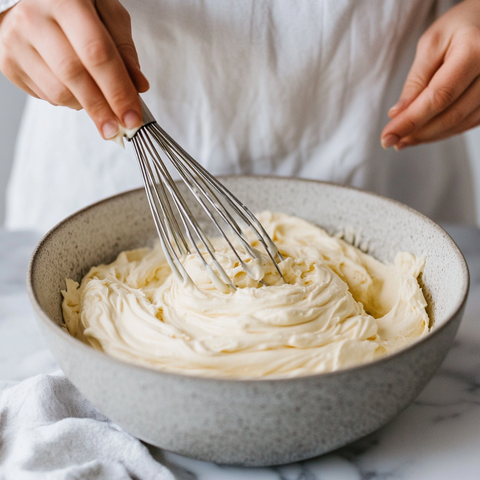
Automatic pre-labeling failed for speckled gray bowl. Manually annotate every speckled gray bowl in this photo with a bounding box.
[27,176,469,466]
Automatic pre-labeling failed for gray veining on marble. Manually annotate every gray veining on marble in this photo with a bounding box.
[1,225,480,479]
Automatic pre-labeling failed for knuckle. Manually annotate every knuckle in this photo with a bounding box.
[444,109,465,129]
[456,25,480,45]
[116,42,136,57]
[8,3,33,27]
[406,118,417,131]
[19,3,43,32]
[83,39,114,68]
[55,55,84,82]
[0,24,11,47]
[116,42,138,65]
[417,29,441,54]
[85,97,111,120]
[50,0,74,17]
[0,10,23,44]
[430,86,455,112]
[399,117,417,133]
[404,76,425,93]
[108,87,133,110]
[453,36,477,61]
[113,2,131,24]
[0,32,18,58]
[51,86,74,106]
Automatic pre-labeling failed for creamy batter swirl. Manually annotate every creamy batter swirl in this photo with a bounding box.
[62,212,429,378]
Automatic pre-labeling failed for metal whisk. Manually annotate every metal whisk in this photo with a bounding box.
[125,98,284,292]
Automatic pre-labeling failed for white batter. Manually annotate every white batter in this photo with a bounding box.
[62,212,429,378]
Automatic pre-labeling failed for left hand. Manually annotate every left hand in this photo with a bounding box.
[381,0,480,150]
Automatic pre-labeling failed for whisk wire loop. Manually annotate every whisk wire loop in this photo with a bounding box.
[128,98,285,289]
[148,125,267,281]
[137,128,236,291]
[133,140,192,285]
[152,123,286,270]
[137,131,190,256]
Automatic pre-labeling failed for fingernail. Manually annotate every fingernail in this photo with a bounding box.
[388,100,408,118]
[388,104,398,114]
[394,142,407,151]
[123,109,142,129]
[388,106,399,118]
[381,134,400,149]
[102,120,119,139]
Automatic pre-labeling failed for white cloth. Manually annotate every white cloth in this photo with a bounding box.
[0,372,174,480]
[0,0,18,12]
[4,0,477,232]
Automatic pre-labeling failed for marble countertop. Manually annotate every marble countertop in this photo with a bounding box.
[1,225,479,479]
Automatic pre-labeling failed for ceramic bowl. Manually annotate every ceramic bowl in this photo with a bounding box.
[27,176,469,466]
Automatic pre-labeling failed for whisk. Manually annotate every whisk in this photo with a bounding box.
[125,97,284,292]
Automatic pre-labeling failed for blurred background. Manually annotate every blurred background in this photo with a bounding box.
[2,72,480,228]
[0,73,25,226]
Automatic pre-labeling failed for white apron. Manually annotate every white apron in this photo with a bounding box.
[5,0,476,232]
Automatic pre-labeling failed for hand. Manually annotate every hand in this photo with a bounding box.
[381,0,480,150]
[0,0,149,140]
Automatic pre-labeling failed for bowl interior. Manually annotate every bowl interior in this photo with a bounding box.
[30,176,468,339]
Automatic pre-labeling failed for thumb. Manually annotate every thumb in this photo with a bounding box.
[389,32,444,119]
[95,0,149,93]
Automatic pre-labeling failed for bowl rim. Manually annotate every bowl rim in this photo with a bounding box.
[27,175,471,384]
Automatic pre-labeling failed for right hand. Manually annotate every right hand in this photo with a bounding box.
[0,0,149,140]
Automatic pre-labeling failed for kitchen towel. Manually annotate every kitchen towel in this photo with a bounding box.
[0,372,175,480]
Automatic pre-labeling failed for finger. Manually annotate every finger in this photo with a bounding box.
[0,20,59,101]
[95,0,149,93]
[394,75,480,148]
[454,105,480,135]
[3,0,117,135]
[0,53,41,99]
[18,45,82,109]
[30,18,121,138]
[4,69,41,99]
[394,110,479,147]
[52,0,143,129]
[0,7,40,98]
[388,30,445,119]
[119,46,150,93]
[381,41,480,147]
[18,82,40,99]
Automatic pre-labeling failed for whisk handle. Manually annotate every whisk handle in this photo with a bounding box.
[140,97,156,126]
